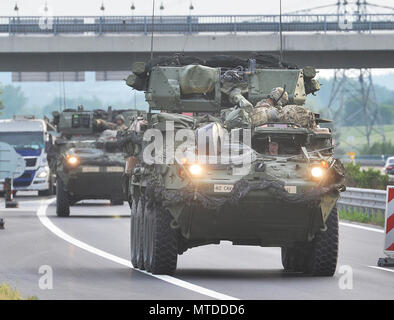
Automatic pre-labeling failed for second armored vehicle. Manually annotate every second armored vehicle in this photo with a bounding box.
[49,107,139,217]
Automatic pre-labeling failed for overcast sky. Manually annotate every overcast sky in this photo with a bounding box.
[1,0,394,16]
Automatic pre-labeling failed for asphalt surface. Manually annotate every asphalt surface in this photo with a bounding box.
[0,192,393,300]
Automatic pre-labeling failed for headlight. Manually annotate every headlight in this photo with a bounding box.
[37,171,48,178]
[66,155,79,167]
[189,164,202,176]
[311,166,324,179]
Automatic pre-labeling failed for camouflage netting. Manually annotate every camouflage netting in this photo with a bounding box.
[145,172,342,213]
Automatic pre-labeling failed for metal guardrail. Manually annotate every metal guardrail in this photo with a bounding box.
[1,14,394,35]
[338,187,386,215]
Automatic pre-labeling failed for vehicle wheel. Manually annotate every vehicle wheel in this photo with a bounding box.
[145,200,178,275]
[282,206,339,276]
[130,195,144,269]
[130,194,139,267]
[304,205,339,276]
[135,198,145,270]
[143,202,153,272]
[281,247,295,271]
[56,177,70,217]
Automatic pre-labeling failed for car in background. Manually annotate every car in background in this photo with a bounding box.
[384,156,394,175]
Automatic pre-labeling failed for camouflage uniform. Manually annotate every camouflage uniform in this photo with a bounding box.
[95,115,128,132]
[251,87,289,126]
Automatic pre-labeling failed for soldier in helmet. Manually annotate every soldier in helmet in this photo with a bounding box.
[255,87,289,110]
[250,87,289,127]
[95,114,128,132]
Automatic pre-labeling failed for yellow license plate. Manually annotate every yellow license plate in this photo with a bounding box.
[285,185,297,194]
[214,184,234,193]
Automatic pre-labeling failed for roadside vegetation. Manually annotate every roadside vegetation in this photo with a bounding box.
[344,162,389,190]
[339,208,385,227]
[0,283,37,300]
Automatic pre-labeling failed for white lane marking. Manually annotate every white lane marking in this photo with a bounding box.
[368,266,394,273]
[0,208,36,212]
[339,222,384,234]
[37,199,237,300]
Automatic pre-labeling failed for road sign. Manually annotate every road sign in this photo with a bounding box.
[347,151,356,161]
[377,186,394,267]
[0,142,26,179]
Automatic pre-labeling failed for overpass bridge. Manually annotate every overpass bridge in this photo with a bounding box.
[1,14,394,72]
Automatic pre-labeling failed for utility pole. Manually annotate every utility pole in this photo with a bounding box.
[279,0,283,63]
[150,0,155,60]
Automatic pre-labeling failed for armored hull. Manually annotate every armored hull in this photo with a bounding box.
[123,54,345,276]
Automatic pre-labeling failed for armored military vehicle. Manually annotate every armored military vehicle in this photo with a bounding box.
[123,54,345,276]
[49,107,141,217]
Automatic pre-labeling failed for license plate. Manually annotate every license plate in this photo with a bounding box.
[106,166,124,173]
[285,185,297,194]
[214,184,234,193]
[82,166,100,173]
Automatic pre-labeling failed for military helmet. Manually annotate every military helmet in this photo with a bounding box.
[115,114,125,123]
[269,87,289,106]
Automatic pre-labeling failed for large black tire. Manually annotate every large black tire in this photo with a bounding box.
[144,200,178,275]
[130,195,144,269]
[56,177,70,217]
[130,194,138,267]
[281,205,339,276]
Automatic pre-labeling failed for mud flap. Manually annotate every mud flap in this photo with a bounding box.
[320,193,338,224]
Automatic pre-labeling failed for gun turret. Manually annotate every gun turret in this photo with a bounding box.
[126,54,320,113]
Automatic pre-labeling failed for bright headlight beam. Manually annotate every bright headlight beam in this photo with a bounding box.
[311,167,324,178]
[67,156,79,166]
[189,164,202,176]
[37,171,48,178]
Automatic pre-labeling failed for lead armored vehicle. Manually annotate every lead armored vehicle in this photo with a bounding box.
[49,107,140,217]
[123,54,345,276]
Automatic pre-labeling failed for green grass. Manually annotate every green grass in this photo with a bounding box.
[339,208,385,227]
[0,283,37,300]
[338,124,394,152]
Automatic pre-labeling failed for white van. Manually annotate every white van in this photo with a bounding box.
[0,116,55,195]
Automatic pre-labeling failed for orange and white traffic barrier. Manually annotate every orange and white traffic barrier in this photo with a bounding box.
[378,186,394,267]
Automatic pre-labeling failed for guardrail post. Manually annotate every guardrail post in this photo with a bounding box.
[53,17,57,35]
[324,15,327,33]
[99,17,103,35]
[188,15,192,34]
[4,178,17,208]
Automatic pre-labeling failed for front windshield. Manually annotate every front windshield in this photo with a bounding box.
[0,132,44,150]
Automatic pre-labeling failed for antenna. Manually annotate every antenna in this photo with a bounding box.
[279,0,283,64]
[150,0,156,60]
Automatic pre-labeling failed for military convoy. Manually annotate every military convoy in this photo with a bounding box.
[48,107,144,217]
[121,54,345,276]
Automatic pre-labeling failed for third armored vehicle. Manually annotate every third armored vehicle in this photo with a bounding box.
[123,54,345,276]
[49,107,141,217]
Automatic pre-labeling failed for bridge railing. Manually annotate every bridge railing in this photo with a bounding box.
[1,14,394,35]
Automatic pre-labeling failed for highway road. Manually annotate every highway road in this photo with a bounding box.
[0,192,393,300]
